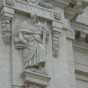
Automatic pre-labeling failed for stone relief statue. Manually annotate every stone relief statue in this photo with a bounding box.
[23,32,46,69]
[5,0,14,6]
[14,21,49,73]
[28,0,53,9]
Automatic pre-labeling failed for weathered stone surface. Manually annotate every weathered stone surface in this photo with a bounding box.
[0,0,88,88]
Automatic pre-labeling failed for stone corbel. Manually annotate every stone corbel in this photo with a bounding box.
[0,7,15,45]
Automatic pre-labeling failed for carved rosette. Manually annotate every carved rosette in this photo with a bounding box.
[1,17,12,45]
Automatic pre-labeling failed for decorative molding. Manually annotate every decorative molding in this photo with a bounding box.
[14,0,54,20]
[22,70,51,88]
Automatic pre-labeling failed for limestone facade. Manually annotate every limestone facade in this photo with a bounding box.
[0,0,88,88]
